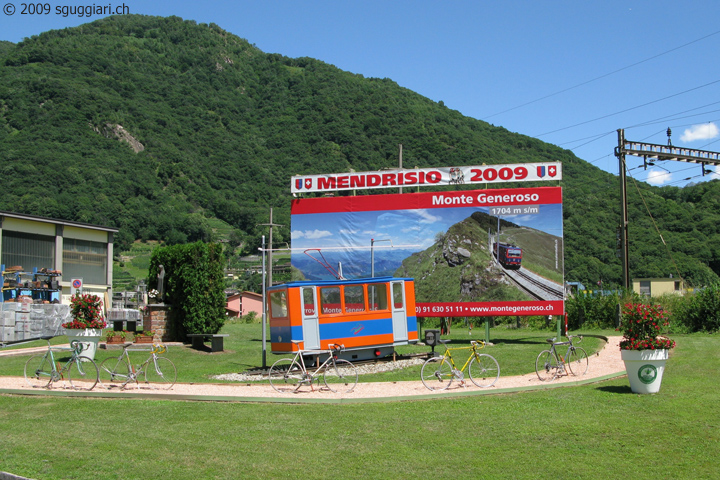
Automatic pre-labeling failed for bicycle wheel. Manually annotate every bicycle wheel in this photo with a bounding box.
[566,347,589,376]
[143,356,177,389]
[468,354,500,388]
[535,350,559,381]
[323,359,358,393]
[24,353,53,388]
[99,356,132,387]
[269,358,305,393]
[420,356,453,390]
[67,356,99,390]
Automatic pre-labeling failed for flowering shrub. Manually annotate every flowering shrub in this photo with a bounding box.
[62,293,107,330]
[619,303,676,350]
[148,289,161,301]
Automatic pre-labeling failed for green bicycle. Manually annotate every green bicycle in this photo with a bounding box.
[24,336,99,390]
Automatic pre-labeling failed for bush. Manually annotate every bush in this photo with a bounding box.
[673,283,720,333]
[565,290,641,330]
[243,311,259,324]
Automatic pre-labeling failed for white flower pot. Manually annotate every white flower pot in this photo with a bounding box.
[65,328,103,361]
[621,349,669,394]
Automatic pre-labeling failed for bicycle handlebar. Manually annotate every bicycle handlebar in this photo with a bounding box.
[69,340,85,354]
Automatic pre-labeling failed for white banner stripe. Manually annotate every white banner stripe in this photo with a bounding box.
[291,162,561,193]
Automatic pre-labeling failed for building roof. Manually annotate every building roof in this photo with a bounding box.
[0,210,119,233]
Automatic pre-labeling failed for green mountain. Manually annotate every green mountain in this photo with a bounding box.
[1,14,719,288]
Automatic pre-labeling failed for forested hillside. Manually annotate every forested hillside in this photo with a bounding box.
[0,14,718,287]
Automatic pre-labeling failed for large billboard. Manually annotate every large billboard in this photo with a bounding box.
[290,186,564,317]
[292,162,561,194]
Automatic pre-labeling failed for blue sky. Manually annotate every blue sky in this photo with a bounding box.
[3,1,720,187]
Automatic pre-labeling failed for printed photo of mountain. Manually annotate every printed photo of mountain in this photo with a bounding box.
[291,197,563,303]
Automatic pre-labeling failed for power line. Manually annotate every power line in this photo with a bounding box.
[482,30,720,121]
[559,103,720,154]
[535,79,720,138]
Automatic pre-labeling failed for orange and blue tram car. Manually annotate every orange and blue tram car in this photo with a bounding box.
[267,276,418,361]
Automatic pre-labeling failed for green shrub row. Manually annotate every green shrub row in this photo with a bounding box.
[417,284,720,334]
[564,284,720,333]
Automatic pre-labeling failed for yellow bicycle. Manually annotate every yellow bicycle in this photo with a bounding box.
[421,340,500,390]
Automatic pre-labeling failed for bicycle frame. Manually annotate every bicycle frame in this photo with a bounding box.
[24,338,99,390]
[440,343,481,376]
[551,336,581,365]
[421,340,500,390]
[268,343,358,393]
[99,343,176,390]
[288,347,338,386]
[535,335,588,381]
[51,340,88,376]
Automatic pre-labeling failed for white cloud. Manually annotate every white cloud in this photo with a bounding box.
[680,123,719,142]
[291,229,332,240]
[413,209,443,224]
[709,165,720,180]
[646,168,672,186]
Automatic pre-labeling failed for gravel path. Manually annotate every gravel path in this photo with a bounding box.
[0,337,625,401]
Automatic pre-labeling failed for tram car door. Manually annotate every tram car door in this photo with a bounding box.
[301,286,320,350]
[391,281,408,342]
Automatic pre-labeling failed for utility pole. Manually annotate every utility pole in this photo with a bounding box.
[398,144,403,194]
[616,129,631,289]
[370,238,392,278]
[258,208,284,288]
[615,127,720,290]
[260,235,267,368]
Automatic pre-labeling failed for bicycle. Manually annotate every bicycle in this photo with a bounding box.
[24,336,99,390]
[535,334,589,381]
[268,342,358,393]
[421,340,500,390]
[99,343,177,390]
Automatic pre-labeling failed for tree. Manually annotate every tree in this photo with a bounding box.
[149,241,226,339]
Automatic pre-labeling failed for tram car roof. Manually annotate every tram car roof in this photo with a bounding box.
[268,276,414,290]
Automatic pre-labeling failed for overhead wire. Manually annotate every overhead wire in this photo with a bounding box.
[481,29,720,121]
[534,78,720,138]
[624,164,686,281]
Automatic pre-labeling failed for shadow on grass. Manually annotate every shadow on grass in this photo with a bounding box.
[488,337,552,346]
[596,385,632,394]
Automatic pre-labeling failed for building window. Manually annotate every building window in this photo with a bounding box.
[639,281,651,297]
[62,238,107,285]
[674,281,681,291]
[1,231,55,271]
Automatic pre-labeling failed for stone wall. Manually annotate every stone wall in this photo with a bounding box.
[142,304,172,342]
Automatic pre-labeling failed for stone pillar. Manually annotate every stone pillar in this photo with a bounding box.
[142,304,172,342]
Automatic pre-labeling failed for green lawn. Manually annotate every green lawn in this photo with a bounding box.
[1,327,716,479]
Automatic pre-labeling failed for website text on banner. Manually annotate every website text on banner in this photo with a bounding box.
[291,162,561,194]
[290,186,564,317]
